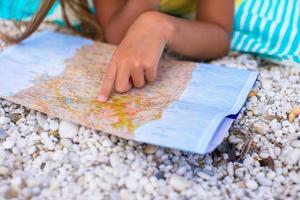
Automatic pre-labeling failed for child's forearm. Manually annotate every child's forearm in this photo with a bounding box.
[100,0,160,44]
[141,11,232,60]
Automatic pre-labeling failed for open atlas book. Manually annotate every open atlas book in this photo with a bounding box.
[0,31,259,154]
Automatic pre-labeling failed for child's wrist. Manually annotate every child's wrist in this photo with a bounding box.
[137,11,175,46]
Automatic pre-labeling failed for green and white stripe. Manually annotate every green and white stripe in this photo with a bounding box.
[232,0,300,66]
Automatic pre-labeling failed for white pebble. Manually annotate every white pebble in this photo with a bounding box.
[245,180,258,190]
[169,175,190,192]
[36,112,47,128]
[266,171,276,180]
[291,140,300,148]
[262,80,272,90]
[3,137,16,149]
[270,120,281,131]
[49,120,59,131]
[282,149,300,165]
[60,138,72,148]
[289,172,300,184]
[0,166,10,176]
[0,116,10,124]
[253,121,269,134]
[110,153,120,167]
[68,152,80,168]
[125,176,138,191]
[59,120,79,138]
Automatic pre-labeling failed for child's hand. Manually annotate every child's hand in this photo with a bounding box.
[97,12,172,102]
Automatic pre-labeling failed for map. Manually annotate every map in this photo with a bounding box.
[0,31,259,153]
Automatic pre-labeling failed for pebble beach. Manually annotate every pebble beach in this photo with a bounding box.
[0,21,300,200]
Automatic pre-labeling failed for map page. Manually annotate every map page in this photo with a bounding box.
[0,31,258,153]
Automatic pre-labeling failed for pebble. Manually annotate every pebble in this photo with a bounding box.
[49,119,59,131]
[110,153,121,167]
[282,149,300,165]
[60,138,72,148]
[0,116,9,124]
[144,183,155,194]
[41,133,55,150]
[144,144,158,154]
[270,120,281,131]
[0,166,10,176]
[266,171,276,180]
[262,80,272,90]
[10,113,21,124]
[289,172,300,184]
[245,180,258,190]
[68,152,80,168]
[3,137,16,149]
[253,121,269,134]
[0,128,8,139]
[4,188,18,199]
[169,175,190,192]
[36,112,47,128]
[58,120,79,138]
[291,140,300,148]
[125,177,138,191]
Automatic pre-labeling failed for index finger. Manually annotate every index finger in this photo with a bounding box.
[97,62,117,102]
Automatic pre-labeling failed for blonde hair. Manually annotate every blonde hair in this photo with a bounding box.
[0,0,103,43]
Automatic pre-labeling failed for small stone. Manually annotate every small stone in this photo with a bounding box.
[58,120,79,138]
[0,116,10,124]
[27,146,36,155]
[262,80,272,90]
[68,152,80,168]
[289,172,300,184]
[144,183,155,194]
[266,171,276,180]
[245,180,258,190]
[119,189,134,200]
[125,176,138,191]
[253,121,269,134]
[101,139,113,147]
[0,166,10,176]
[259,156,275,170]
[52,150,64,161]
[169,175,190,192]
[4,188,18,199]
[48,131,59,141]
[110,153,120,167]
[288,108,300,122]
[36,112,47,128]
[3,137,16,149]
[41,133,55,150]
[10,113,21,124]
[274,130,283,137]
[144,144,158,154]
[43,123,50,131]
[243,157,255,168]
[49,119,59,131]
[0,128,8,140]
[291,140,300,148]
[282,149,300,165]
[270,120,281,131]
[60,138,72,148]
[256,172,272,186]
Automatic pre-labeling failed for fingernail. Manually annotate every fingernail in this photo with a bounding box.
[97,95,107,102]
